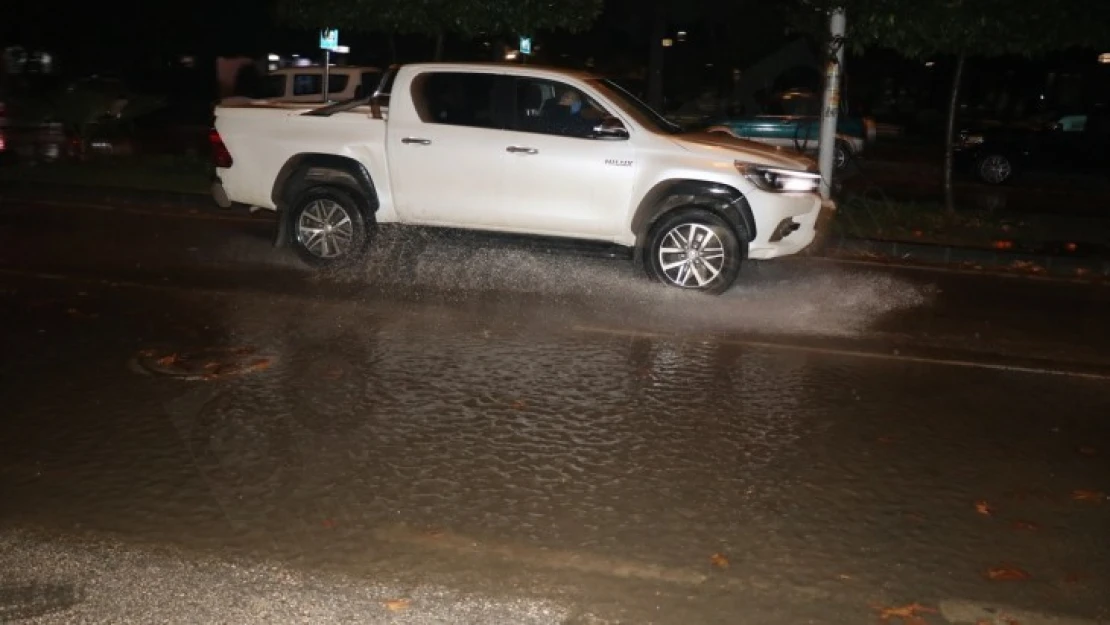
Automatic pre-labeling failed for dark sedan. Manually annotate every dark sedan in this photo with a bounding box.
[954,110,1110,184]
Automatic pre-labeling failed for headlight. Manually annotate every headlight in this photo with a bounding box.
[735,162,821,194]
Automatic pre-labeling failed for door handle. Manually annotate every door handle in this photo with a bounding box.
[402,137,431,145]
[506,146,538,154]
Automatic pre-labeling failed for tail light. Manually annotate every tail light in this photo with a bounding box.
[209,128,233,168]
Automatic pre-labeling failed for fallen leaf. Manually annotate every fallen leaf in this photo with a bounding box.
[204,362,222,370]
[321,519,337,529]
[1071,489,1105,502]
[975,500,993,516]
[384,599,410,612]
[1010,520,1040,532]
[510,400,528,410]
[1077,446,1097,456]
[138,349,157,357]
[877,436,897,444]
[876,603,937,624]
[245,358,272,373]
[156,353,179,366]
[709,553,729,569]
[1063,571,1088,584]
[985,565,1031,581]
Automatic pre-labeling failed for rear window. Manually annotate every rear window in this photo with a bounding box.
[292,74,350,96]
[411,72,505,129]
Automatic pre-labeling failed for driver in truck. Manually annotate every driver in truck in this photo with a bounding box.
[545,88,595,138]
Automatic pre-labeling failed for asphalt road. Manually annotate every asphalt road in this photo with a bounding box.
[1,192,1108,625]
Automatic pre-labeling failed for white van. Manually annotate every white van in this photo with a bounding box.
[256,66,384,103]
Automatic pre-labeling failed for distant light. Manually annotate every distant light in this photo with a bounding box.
[268,53,280,61]
[334,45,350,54]
[505,51,519,61]
[924,61,935,67]
[661,38,673,47]
[677,31,687,42]
[1100,53,1110,64]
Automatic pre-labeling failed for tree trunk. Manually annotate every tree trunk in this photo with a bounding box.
[648,0,666,111]
[944,52,966,214]
[433,31,444,61]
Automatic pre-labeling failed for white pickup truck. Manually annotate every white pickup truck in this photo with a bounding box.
[210,63,828,294]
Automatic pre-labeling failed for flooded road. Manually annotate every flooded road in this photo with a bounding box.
[1,191,1109,624]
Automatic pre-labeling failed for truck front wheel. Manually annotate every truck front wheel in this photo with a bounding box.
[644,208,744,295]
[288,186,371,268]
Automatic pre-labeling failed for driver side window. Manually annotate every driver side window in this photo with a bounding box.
[512,78,608,139]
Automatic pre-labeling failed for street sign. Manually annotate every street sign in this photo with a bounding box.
[320,29,340,51]
[519,36,532,55]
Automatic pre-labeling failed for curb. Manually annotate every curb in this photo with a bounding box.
[0,181,211,210]
[821,236,1110,279]
[3,182,1108,280]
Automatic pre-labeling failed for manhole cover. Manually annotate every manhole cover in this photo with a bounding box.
[131,346,274,380]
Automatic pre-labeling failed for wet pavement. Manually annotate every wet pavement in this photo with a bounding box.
[1,192,1109,624]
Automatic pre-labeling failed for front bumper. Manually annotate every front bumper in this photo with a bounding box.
[745,190,826,260]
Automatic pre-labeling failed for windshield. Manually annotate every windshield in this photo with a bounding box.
[588,78,683,135]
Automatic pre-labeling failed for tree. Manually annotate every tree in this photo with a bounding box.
[276,0,604,61]
[794,0,1110,210]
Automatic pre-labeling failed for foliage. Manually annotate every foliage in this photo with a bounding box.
[794,0,1110,58]
[276,0,604,39]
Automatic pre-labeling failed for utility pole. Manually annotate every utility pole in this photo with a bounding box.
[648,0,666,110]
[816,8,846,200]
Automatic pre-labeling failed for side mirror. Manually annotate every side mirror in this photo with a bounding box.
[593,116,629,139]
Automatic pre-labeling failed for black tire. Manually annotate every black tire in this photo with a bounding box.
[644,208,745,295]
[834,140,852,170]
[288,186,371,268]
[976,153,1014,185]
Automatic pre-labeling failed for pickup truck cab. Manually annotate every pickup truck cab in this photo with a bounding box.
[211,63,827,294]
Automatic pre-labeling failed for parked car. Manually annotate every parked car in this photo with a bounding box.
[232,66,384,104]
[955,109,1110,184]
[210,63,827,294]
[703,90,877,170]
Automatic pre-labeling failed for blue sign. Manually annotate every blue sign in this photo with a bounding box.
[320,29,340,51]
[519,36,532,55]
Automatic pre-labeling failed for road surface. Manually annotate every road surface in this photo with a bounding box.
[1,190,1108,624]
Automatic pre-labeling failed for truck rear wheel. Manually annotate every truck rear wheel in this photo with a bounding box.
[644,208,744,295]
[288,186,371,268]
